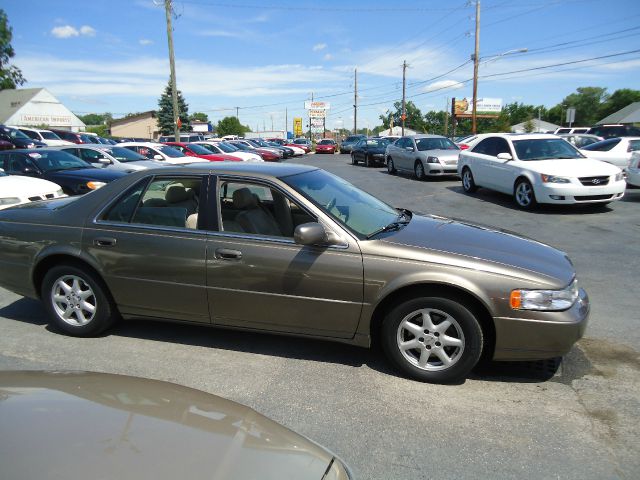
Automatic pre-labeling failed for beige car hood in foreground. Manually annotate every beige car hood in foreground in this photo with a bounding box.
[0,371,349,480]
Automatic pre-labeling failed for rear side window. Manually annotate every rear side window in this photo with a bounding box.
[102,180,148,223]
[131,177,203,229]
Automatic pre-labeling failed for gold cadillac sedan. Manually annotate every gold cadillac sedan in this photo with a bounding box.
[0,163,589,383]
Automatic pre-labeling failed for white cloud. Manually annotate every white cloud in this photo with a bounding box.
[313,43,327,52]
[198,30,242,38]
[51,25,79,38]
[323,53,333,61]
[51,24,96,38]
[250,13,269,23]
[79,25,96,36]
[139,39,154,46]
[424,80,465,92]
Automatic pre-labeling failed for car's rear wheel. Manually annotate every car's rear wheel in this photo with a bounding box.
[461,167,478,193]
[387,157,396,174]
[414,160,425,180]
[381,296,483,383]
[42,265,117,337]
[514,179,537,210]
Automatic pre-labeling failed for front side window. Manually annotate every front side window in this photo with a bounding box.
[512,138,584,161]
[102,147,146,163]
[40,131,62,140]
[415,137,458,151]
[20,129,39,140]
[218,180,314,238]
[79,149,108,163]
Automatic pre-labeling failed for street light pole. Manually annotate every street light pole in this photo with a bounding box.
[164,0,180,141]
[471,0,481,135]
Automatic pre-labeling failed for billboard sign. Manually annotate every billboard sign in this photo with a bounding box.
[453,97,502,116]
[293,117,303,136]
[310,118,324,128]
[309,109,326,118]
[305,101,330,110]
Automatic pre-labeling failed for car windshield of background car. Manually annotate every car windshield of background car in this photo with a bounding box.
[345,136,363,142]
[416,138,458,151]
[40,131,63,140]
[217,142,239,153]
[366,139,389,148]
[513,138,584,161]
[157,145,186,158]
[27,151,92,171]
[284,168,401,238]
[185,143,214,155]
[7,128,30,140]
[104,147,147,163]
[581,138,621,152]
[318,140,334,145]
[628,140,640,151]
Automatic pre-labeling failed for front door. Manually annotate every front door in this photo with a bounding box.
[205,177,364,338]
[85,174,210,323]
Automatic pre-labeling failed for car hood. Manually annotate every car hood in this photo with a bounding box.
[0,371,342,480]
[45,167,126,182]
[377,213,574,286]
[517,158,621,175]
[419,149,460,160]
[0,175,60,195]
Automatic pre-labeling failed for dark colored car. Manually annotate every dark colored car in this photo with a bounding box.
[0,139,13,150]
[228,141,280,161]
[350,138,390,167]
[315,139,337,154]
[0,125,46,148]
[0,149,127,195]
[248,139,292,158]
[0,370,352,480]
[49,128,95,144]
[339,135,366,154]
[587,124,640,138]
[0,163,588,383]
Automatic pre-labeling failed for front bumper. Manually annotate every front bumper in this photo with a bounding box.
[493,288,589,361]
[425,163,458,176]
[535,179,626,204]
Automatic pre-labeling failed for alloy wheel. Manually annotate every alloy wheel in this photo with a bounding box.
[51,275,97,326]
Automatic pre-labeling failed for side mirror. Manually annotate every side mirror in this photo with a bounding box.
[153,154,164,160]
[22,167,38,175]
[98,158,111,165]
[294,222,329,246]
[497,152,513,161]
[406,146,414,151]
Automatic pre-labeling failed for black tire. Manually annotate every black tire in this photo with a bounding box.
[41,264,118,337]
[514,178,537,210]
[351,154,357,165]
[381,296,483,383]
[414,160,426,180]
[387,157,396,175]
[461,167,478,193]
[364,154,371,168]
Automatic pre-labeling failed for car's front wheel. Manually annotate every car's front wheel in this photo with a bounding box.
[364,154,372,167]
[461,167,478,193]
[351,154,357,165]
[514,179,537,210]
[381,296,483,383]
[42,265,118,337]
[414,160,425,180]
[387,157,396,174]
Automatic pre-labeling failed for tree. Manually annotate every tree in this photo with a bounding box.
[78,112,113,126]
[216,116,250,137]
[597,88,640,121]
[423,110,448,135]
[189,112,209,123]
[523,117,535,133]
[0,9,25,90]
[379,101,426,132]
[546,87,609,126]
[157,81,189,135]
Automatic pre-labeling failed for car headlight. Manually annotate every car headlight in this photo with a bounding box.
[541,174,571,183]
[86,181,106,190]
[0,197,21,206]
[427,156,439,164]
[510,279,579,311]
[614,172,624,182]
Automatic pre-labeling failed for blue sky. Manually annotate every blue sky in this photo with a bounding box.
[5,0,640,131]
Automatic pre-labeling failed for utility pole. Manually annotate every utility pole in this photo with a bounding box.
[471,0,481,134]
[308,92,313,140]
[271,114,274,131]
[444,98,449,136]
[285,107,288,137]
[401,60,407,136]
[235,107,239,120]
[164,0,180,141]
[353,67,358,134]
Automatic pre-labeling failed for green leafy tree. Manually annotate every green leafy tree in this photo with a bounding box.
[545,87,608,126]
[86,125,109,137]
[379,101,426,132]
[423,110,449,135]
[157,81,189,135]
[216,116,250,137]
[189,112,209,123]
[0,9,25,90]
[78,112,113,126]
[597,88,640,121]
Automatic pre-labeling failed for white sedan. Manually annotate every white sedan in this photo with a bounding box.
[458,133,626,209]
[194,141,263,162]
[580,137,640,170]
[0,168,65,209]
[627,153,640,187]
[119,142,199,165]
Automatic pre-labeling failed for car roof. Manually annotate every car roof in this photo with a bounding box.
[128,162,318,178]
[408,134,448,139]
[119,141,162,147]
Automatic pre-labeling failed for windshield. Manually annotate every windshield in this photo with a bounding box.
[283,169,401,238]
[318,140,334,145]
[157,145,186,158]
[513,138,584,160]
[41,131,63,140]
[364,139,389,148]
[5,127,30,140]
[232,142,253,151]
[186,143,215,155]
[217,142,238,152]
[293,139,308,144]
[345,136,364,143]
[26,150,93,171]
[416,137,458,151]
[102,147,146,163]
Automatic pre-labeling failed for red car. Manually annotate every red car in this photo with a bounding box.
[163,142,240,162]
[315,139,337,154]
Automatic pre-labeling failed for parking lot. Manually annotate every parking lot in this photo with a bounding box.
[0,152,638,479]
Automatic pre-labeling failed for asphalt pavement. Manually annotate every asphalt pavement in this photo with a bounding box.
[0,153,638,479]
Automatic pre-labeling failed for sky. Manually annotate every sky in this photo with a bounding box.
[4,0,640,132]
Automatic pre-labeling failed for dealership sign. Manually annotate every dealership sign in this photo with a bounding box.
[293,117,303,136]
[453,97,502,117]
[309,109,326,118]
[21,114,73,126]
[305,101,330,110]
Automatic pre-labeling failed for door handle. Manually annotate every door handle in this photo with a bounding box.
[215,248,242,260]
[93,237,117,247]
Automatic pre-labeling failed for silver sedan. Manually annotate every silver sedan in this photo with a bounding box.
[385,134,461,180]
